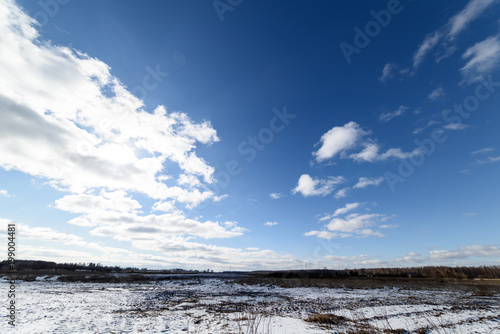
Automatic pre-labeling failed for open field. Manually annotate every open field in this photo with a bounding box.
[2,273,499,333]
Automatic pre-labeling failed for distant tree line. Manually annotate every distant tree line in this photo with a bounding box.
[257,266,500,279]
[0,260,202,274]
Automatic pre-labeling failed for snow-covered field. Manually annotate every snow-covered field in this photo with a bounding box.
[1,275,499,333]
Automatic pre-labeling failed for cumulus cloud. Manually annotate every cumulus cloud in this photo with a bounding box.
[0,190,14,197]
[0,219,300,271]
[314,122,419,164]
[379,105,408,122]
[54,192,245,239]
[0,1,305,271]
[292,174,345,197]
[313,122,367,162]
[264,221,278,226]
[350,143,380,162]
[305,203,393,240]
[0,0,218,206]
[461,35,500,83]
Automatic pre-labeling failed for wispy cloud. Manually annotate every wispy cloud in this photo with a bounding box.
[443,123,469,130]
[379,105,408,122]
[353,177,384,189]
[334,188,349,199]
[269,192,283,200]
[264,221,278,226]
[428,87,445,100]
[471,147,494,155]
[413,120,440,135]
[412,0,499,71]
[319,202,360,221]
[461,35,500,83]
[430,244,500,260]
[379,63,398,82]
[474,155,500,165]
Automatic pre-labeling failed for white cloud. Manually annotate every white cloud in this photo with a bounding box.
[352,145,422,162]
[152,200,179,213]
[54,192,246,239]
[333,202,360,216]
[430,244,500,260]
[306,206,392,239]
[379,224,399,229]
[264,221,278,226]
[304,230,338,240]
[379,63,397,82]
[443,123,469,130]
[319,202,360,221]
[379,147,423,160]
[428,87,445,100]
[313,122,367,162]
[350,143,380,162]
[0,190,14,197]
[412,0,499,70]
[54,190,141,214]
[313,121,421,164]
[461,35,500,83]
[0,0,218,206]
[213,194,229,202]
[413,31,443,69]
[471,147,494,155]
[474,155,500,165]
[379,105,408,122]
[413,120,440,135]
[353,177,384,189]
[0,220,300,271]
[448,0,499,39]
[327,213,383,233]
[269,192,283,200]
[334,188,349,199]
[292,174,345,197]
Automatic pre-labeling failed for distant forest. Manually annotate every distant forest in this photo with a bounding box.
[0,260,202,274]
[2,260,500,279]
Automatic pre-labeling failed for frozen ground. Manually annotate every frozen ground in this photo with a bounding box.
[1,275,499,333]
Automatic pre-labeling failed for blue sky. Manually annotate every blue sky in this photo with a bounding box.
[1,0,500,270]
